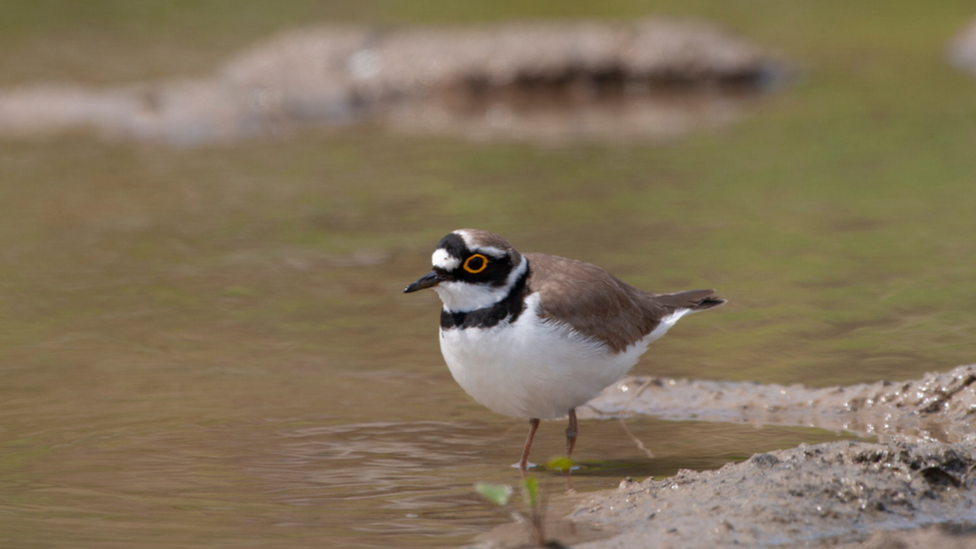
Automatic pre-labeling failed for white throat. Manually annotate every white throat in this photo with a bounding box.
[433,255,527,313]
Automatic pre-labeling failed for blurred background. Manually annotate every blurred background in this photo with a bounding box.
[2,1,975,548]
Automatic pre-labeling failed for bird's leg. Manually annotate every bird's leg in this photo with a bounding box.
[565,408,578,457]
[560,409,579,490]
[519,418,541,477]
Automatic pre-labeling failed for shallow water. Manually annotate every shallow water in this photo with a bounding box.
[3,2,976,548]
[1,363,851,549]
[0,127,968,548]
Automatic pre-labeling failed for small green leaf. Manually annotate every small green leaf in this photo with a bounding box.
[547,456,574,472]
[474,482,513,506]
[522,477,539,509]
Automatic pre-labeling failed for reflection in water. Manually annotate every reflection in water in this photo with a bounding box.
[387,87,762,144]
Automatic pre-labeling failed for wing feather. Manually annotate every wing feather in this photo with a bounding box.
[525,253,724,353]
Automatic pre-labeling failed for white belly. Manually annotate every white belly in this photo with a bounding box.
[438,293,659,420]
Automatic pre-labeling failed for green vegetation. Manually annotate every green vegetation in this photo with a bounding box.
[477,476,552,547]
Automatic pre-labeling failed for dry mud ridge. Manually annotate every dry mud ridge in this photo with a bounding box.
[0,19,777,145]
[475,365,976,548]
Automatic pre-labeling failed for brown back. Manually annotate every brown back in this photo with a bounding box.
[525,253,724,353]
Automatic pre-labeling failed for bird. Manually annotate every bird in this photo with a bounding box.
[404,229,725,474]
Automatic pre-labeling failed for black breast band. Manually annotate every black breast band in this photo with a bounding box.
[440,263,530,330]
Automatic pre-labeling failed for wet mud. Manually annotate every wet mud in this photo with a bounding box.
[474,366,976,548]
[0,20,778,145]
[571,440,976,548]
[583,364,976,443]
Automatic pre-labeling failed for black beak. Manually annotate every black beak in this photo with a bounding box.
[404,270,445,293]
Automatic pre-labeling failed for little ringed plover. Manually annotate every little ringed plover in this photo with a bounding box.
[405,229,725,474]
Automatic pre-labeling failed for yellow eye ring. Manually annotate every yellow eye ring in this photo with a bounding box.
[463,254,488,274]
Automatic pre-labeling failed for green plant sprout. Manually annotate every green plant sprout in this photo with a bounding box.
[474,482,513,506]
[474,457,576,548]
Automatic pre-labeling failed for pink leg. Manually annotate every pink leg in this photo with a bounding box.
[565,408,578,457]
[519,418,541,477]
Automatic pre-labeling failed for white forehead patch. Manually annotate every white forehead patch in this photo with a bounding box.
[432,248,461,270]
[456,230,477,247]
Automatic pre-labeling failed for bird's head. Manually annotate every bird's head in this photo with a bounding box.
[404,229,527,312]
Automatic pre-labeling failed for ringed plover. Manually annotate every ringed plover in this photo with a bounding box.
[405,229,725,474]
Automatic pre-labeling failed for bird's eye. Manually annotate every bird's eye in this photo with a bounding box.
[463,254,488,274]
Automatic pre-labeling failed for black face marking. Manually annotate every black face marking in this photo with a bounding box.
[440,259,530,330]
[434,232,515,287]
[431,266,456,282]
[436,233,468,261]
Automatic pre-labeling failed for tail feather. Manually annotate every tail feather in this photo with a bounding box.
[650,289,727,312]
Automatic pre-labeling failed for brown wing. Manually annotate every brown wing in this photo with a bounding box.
[525,253,725,353]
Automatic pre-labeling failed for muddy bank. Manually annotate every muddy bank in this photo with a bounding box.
[582,364,976,443]
[472,366,976,548]
[0,19,778,145]
[834,523,976,549]
[568,440,976,549]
